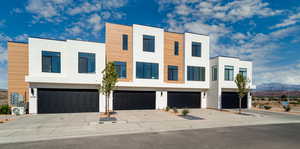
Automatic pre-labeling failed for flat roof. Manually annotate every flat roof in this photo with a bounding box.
[210,56,252,62]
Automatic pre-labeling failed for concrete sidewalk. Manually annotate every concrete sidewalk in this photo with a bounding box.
[0,109,299,144]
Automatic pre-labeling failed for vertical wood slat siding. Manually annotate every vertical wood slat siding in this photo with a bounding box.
[8,42,29,103]
[164,32,185,83]
[105,23,133,82]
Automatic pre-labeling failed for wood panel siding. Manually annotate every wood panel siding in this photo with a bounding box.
[7,42,29,103]
[164,32,185,83]
[105,23,133,82]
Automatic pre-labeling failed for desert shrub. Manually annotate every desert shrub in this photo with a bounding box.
[0,104,11,114]
[181,109,189,116]
[263,105,272,110]
[172,107,178,113]
[165,106,170,112]
[252,102,258,107]
[283,105,291,112]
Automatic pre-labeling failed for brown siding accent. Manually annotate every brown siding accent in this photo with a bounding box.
[164,32,185,83]
[7,42,29,103]
[105,23,133,82]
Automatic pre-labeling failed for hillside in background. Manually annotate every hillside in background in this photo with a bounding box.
[253,83,300,98]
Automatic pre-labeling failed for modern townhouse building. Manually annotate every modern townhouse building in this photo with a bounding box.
[7,23,254,114]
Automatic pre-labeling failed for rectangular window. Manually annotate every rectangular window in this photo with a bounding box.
[212,65,218,81]
[187,66,205,81]
[168,65,178,81]
[42,51,61,73]
[78,52,95,73]
[114,61,127,78]
[192,42,201,57]
[143,35,155,52]
[136,62,158,79]
[122,34,128,50]
[239,68,247,79]
[224,65,234,81]
[174,41,179,55]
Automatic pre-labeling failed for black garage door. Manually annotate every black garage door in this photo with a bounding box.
[167,92,201,108]
[113,91,156,110]
[221,92,248,109]
[38,89,99,113]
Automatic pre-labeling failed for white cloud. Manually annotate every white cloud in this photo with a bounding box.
[14,34,29,42]
[26,0,71,23]
[0,65,7,89]
[271,12,300,29]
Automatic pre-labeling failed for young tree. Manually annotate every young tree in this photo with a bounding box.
[234,74,250,114]
[99,62,118,118]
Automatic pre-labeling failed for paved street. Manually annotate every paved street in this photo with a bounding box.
[2,123,300,149]
[0,109,299,144]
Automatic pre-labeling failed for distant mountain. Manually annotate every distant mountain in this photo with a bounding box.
[255,83,300,91]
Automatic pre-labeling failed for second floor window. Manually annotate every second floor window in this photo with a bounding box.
[143,35,155,52]
[136,62,158,79]
[187,66,205,81]
[114,61,127,78]
[122,34,128,50]
[212,65,218,81]
[42,51,61,73]
[168,65,178,81]
[224,65,234,81]
[239,68,247,79]
[174,41,179,55]
[78,52,95,73]
[192,42,201,57]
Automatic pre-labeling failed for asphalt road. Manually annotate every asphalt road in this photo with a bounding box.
[2,123,300,149]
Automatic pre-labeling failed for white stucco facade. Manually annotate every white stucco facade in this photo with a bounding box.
[207,56,255,109]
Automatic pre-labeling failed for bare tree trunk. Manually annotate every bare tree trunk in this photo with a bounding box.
[107,93,110,118]
[105,95,108,115]
[239,97,242,114]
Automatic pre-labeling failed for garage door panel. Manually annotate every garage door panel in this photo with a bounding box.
[167,92,201,108]
[113,91,156,110]
[221,92,247,109]
[38,89,99,113]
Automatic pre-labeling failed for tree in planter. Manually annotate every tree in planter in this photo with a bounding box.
[99,62,118,118]
[234,74,250,114]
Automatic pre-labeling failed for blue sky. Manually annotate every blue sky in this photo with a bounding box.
[0,0,300,89]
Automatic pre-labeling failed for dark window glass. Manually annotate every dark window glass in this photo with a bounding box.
[168,65,178,80]
[239,68,247,79]
[192,42,201,57]
[136,62,158,79]
[187,66,205,81]
[122,34,128,50]
[114,61,127,78]
[42,51,61,73]
[143,35,155,52]
[174,41,179,55]
[212,65,218,81]
[78,52,95,73]
[225,65,234,81]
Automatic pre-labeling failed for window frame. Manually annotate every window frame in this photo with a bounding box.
[143,35,155,52]
[191,42,201,57]
[212,65,218,81]
[114,61,127,79]
[174,41,179,55]
[187,66,205,81]
[239,68,247,79]
[78,52,96,73]
[168,65,178,81]
[224,65,234,81]
[136,62,159,79]
[41,51,61,73]
[122,34,128,50]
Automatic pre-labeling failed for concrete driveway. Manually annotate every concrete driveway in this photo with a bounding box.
[0,109,299,144]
